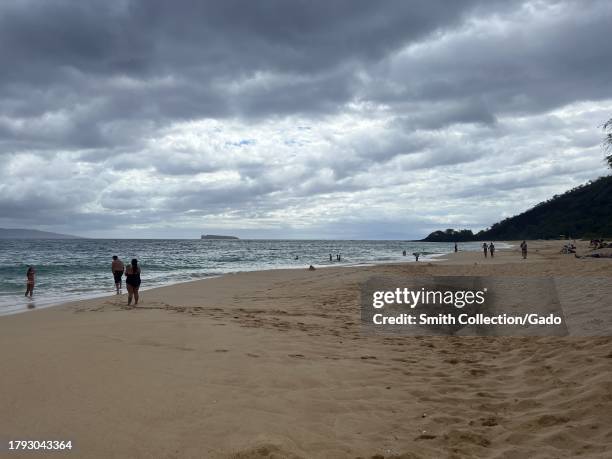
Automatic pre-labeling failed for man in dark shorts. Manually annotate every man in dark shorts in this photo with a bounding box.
[111,255,125,294]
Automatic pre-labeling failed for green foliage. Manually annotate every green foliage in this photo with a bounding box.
[422,176,612,241]
[422,228,475,242]
[476,176,612,239]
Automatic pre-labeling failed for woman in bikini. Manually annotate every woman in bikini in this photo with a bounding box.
[25,266,35,298]
[125,258,141,306]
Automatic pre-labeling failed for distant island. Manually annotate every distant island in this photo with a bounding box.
[421,175,612,241]
[201,234,239,240]
[0,228,83,239]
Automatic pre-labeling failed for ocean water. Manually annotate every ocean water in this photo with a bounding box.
[0,239,490,315]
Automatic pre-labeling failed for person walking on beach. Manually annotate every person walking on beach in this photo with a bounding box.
[520,240,528,259]
[454,243,458,253]
[111,255,125,294]
[125,258,141,306]
[25,266,35,298]
[482,242,488,258]
[489,242,495,258]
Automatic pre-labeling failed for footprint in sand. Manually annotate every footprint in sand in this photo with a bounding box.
[470,368,487,376]
[481,417,499,426]
[535,414,570,427]
[415,433,437,440]
[231,444,302,459]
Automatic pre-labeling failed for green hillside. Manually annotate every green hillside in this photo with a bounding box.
[422,175,612,241]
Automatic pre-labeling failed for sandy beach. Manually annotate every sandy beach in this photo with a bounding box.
[1,240,611,458]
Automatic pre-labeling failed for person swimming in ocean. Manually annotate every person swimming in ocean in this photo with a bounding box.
[125,258,141,306]
[25,266,35,298]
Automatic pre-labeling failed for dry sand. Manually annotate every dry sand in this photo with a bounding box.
[1,240,611,458]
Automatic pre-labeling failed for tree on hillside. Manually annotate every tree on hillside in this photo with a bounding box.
[604,117,612,169]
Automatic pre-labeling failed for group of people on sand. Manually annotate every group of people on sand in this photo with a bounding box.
[482,242,496,258]
[483,241,528,259]
[577,239,612,259]
[21,256,142,306]
[561,242,577,254]
[111,256,142,305]
[589,239,610,249]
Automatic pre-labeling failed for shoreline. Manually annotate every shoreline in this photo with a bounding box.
[27,238,601,319]
[0,245,465,318]
[0,239,585,319]
[0,240,565,319]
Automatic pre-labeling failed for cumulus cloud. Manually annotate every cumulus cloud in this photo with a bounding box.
[0,0,610,238]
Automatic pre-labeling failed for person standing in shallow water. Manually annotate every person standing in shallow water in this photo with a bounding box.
[111,255,125,294]
[25,266,35,298]
[125,259,141,306]
[482,242,488,258]
[454,243,458,253]
[489,242,495,258]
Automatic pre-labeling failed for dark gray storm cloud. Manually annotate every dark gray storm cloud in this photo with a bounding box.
[0,0,611,238]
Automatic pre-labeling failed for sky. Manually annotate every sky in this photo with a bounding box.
[0,0,611,239]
